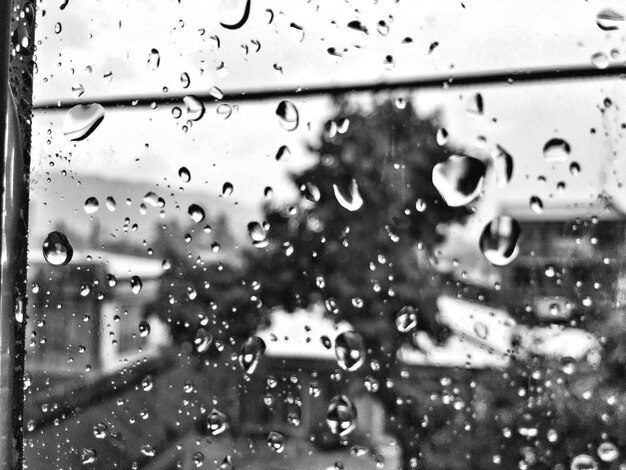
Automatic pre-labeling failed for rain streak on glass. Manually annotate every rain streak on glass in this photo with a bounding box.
[432,155,486,207]
[479,215,521,266]
[275,100,299,131]
[63,104,105,141]
[326,395,357,436]
[333,179,364,211]
[334,331,365,371]
[238,335,266,374]
[42,231,73,266]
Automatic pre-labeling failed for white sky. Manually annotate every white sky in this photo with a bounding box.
[29,0,626,251]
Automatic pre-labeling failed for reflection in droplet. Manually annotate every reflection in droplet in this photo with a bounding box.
[43,231,73,266]
[183,95,205,121]
[63,104,105,141]
[432,155,486,207]
[597,9,624,31]
[491,145,513,187]
[239,335,266,374]
[396,306,417,333]
[222,182,234,196]
[543,138,571,163]
[529,196,543,214]
[84,197,99,214]
[188,204,205,223]
[479,216,521,267]
[334,331,365,372]
[147,48,160,70]
[570,454,598,470]
[179,166,191,182]
[333,179,364,211]
[267,431,285,453]
[326,395,357,436]
[219,0,251,29]
[276,100,299,131]
[131,276,143,294]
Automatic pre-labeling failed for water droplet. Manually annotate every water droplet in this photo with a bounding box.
[180,72,190,89]
[432,155,486,207]
[326,395,357,436]
[321,336,332,349]
[570,454,598,470]
[80,284,91,297]
[333,179,364,211]
[377,20,390,36]
[206,409,229,435]
[473,322,488,340]
[436,128,448,146]
[415,198,427,212]
[54,22,62,34]
[569,161,581,176]
[179,166,191,182]
[58,0,69,9]
[131,276,143,294]
[479,216,521,266]
[334,331,365,372]
[63,104,105,141]
[597,9,624,31]
[267,431,285,453]
[142,375,154,391]
[84,197,99,214]
[275,145,291,161]
[222,182,234,196]
[81,448,97,465]
[210,86,224,100]
[71,83,85,98]
[276,100,299,131]
[194,328,213,353]
[183,95,205,121]
[491,145,514,187]
[147,48,160,70]
[591,52,609,69]
[107,274,117,287]
[92,423,107,439]
[43,231,73,266]
[543,138,571,163]
[219,0,251,29]
[239,335,266,374]
[138,320,150,337]
[247,222,268,248]
[141,445,155,457]
[218,455,235,470]
[597,442,619,462]
[188,204,205,223]
[529,196,543,214]
[466,93,484,116]
[364,375,379,393]
[264,186,273,199]
[302,183,321,202]
[396,306,417,333]
[106,196,116,211]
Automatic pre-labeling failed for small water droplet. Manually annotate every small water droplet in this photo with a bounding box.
[543,138,571,162]
[529,196,543,214]
[71,83,85,98]
[218,455,235,470]
[473,322,489,340]
[247,222,268,248]
[63,104,105,141]
[179,166,191,182]
[239,335,266,374]
[210,86,224,100]
[597,442,619,462]
[188,204,205,223]
[591,52,609,69]
[334,331,365,371]
[326,395,357,436]
[183,95,205,121]
[569,161,581,176]
[302,183,320,202]
[396,306,417,333]
[264,186,273,199]
[106,196,116,211]
[147,48,160,70]
[131,276,143,294]
[267,431,285,453]
[333,179,364,211]
[275,145,291,161]
[597,9,624,31]
[81,448,97,465]
[92,423,107,439]
[107,274,117,287]
[466,93,484,116]
[276,100,299,131]
[479,216,521,266]
[138,320,150,337]
[43,231,73,266]
[54,22,62,34]
[180,72,190,89]
[222,182,234,196]
[436,127,448,146]
[84,197,99,214]
[432,155,486,207]
[219,0,251,29]
[570,454,598,470]
[142,375,154,391]
[491,145,514,187]
[206,409,228,435]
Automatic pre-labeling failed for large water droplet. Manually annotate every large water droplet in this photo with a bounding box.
[43,231,73,266]
[333,179,363,211]
[247,222,268,248]
[276,100,299,131]
[491,145,513,187]
[597,442,619,462]
[147,48,160,70]
[432,155,485,207]
[84,197,99,214]
[219,0,251,30]
[179,166,191,182]
[239,335,266,374]
[543,138,571,163]
[183,95,205,121]
[267,431,285,453]
[131,276,143,294]
[63,104,105,141]
[334,331,365,371]
[591,52,609,69]
[597,9,624,31]
[206,409,228,435]
[188,204,205,223]
[326,395,357,436]
[479,216,521,266]
[396,306,417,333]
[570,454,598,470]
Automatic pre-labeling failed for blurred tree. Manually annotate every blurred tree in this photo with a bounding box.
[245,98,470,468]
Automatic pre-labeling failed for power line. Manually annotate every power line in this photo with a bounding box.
[33,63,626,110]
